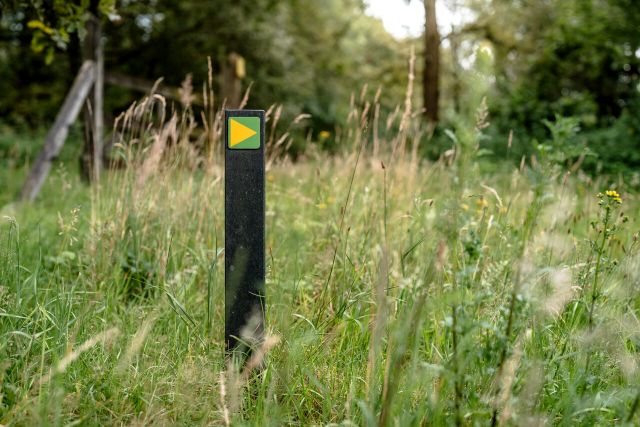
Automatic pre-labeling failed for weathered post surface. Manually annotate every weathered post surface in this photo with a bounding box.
[80,4,104,183]
[224,110,265,356]
[20,60,95,202]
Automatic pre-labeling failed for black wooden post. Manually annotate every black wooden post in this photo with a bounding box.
[224,110,265,356]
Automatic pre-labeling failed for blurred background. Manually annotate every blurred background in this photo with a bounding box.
[1,0,639,178]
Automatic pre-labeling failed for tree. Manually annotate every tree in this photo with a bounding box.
[407,0,440,124]
[467,0,640,171]
[423,0,440,124]
[3,0,115,184]
[1,0,410,155]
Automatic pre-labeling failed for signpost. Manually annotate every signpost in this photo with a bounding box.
[225,110,265,356]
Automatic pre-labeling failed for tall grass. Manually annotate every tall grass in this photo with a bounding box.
[1,55,639,426]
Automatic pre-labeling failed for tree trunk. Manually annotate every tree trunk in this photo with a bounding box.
[220,53,244,109]
[450,26,462,115]
[423,0,440,124]
[80,0,104,183]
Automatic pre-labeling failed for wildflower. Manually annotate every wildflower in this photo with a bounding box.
[318,130,331,140]
[602,190,622,204]
[588,189,626,331]
[476,198,489,209]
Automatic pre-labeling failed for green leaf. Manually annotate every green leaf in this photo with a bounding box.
[45,47,55,65]
[30,33,46,54]
[27,20,54,35]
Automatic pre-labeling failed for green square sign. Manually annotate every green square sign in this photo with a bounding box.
[228,116,261,149]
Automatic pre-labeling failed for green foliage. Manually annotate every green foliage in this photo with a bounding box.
[20,0,116,63]
[0,0,409,143]
[482,0,640,173]
[2,0,640,173]
[536,115,592,166]
[581,97,640,175]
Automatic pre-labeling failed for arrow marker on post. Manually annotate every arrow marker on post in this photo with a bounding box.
[225,110,265,358]
[229,117,259,148]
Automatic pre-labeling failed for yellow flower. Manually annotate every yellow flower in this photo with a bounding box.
[476,198,489,209]
[319,131,331,140]
[604,190,622,204]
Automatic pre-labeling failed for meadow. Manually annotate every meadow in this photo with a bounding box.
[1,82,639,426]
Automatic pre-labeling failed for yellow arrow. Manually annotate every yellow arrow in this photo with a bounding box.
[230,119,257,147]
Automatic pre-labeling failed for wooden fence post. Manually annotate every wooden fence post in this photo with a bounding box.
[80,6,104,183]
[19,61,95,202]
